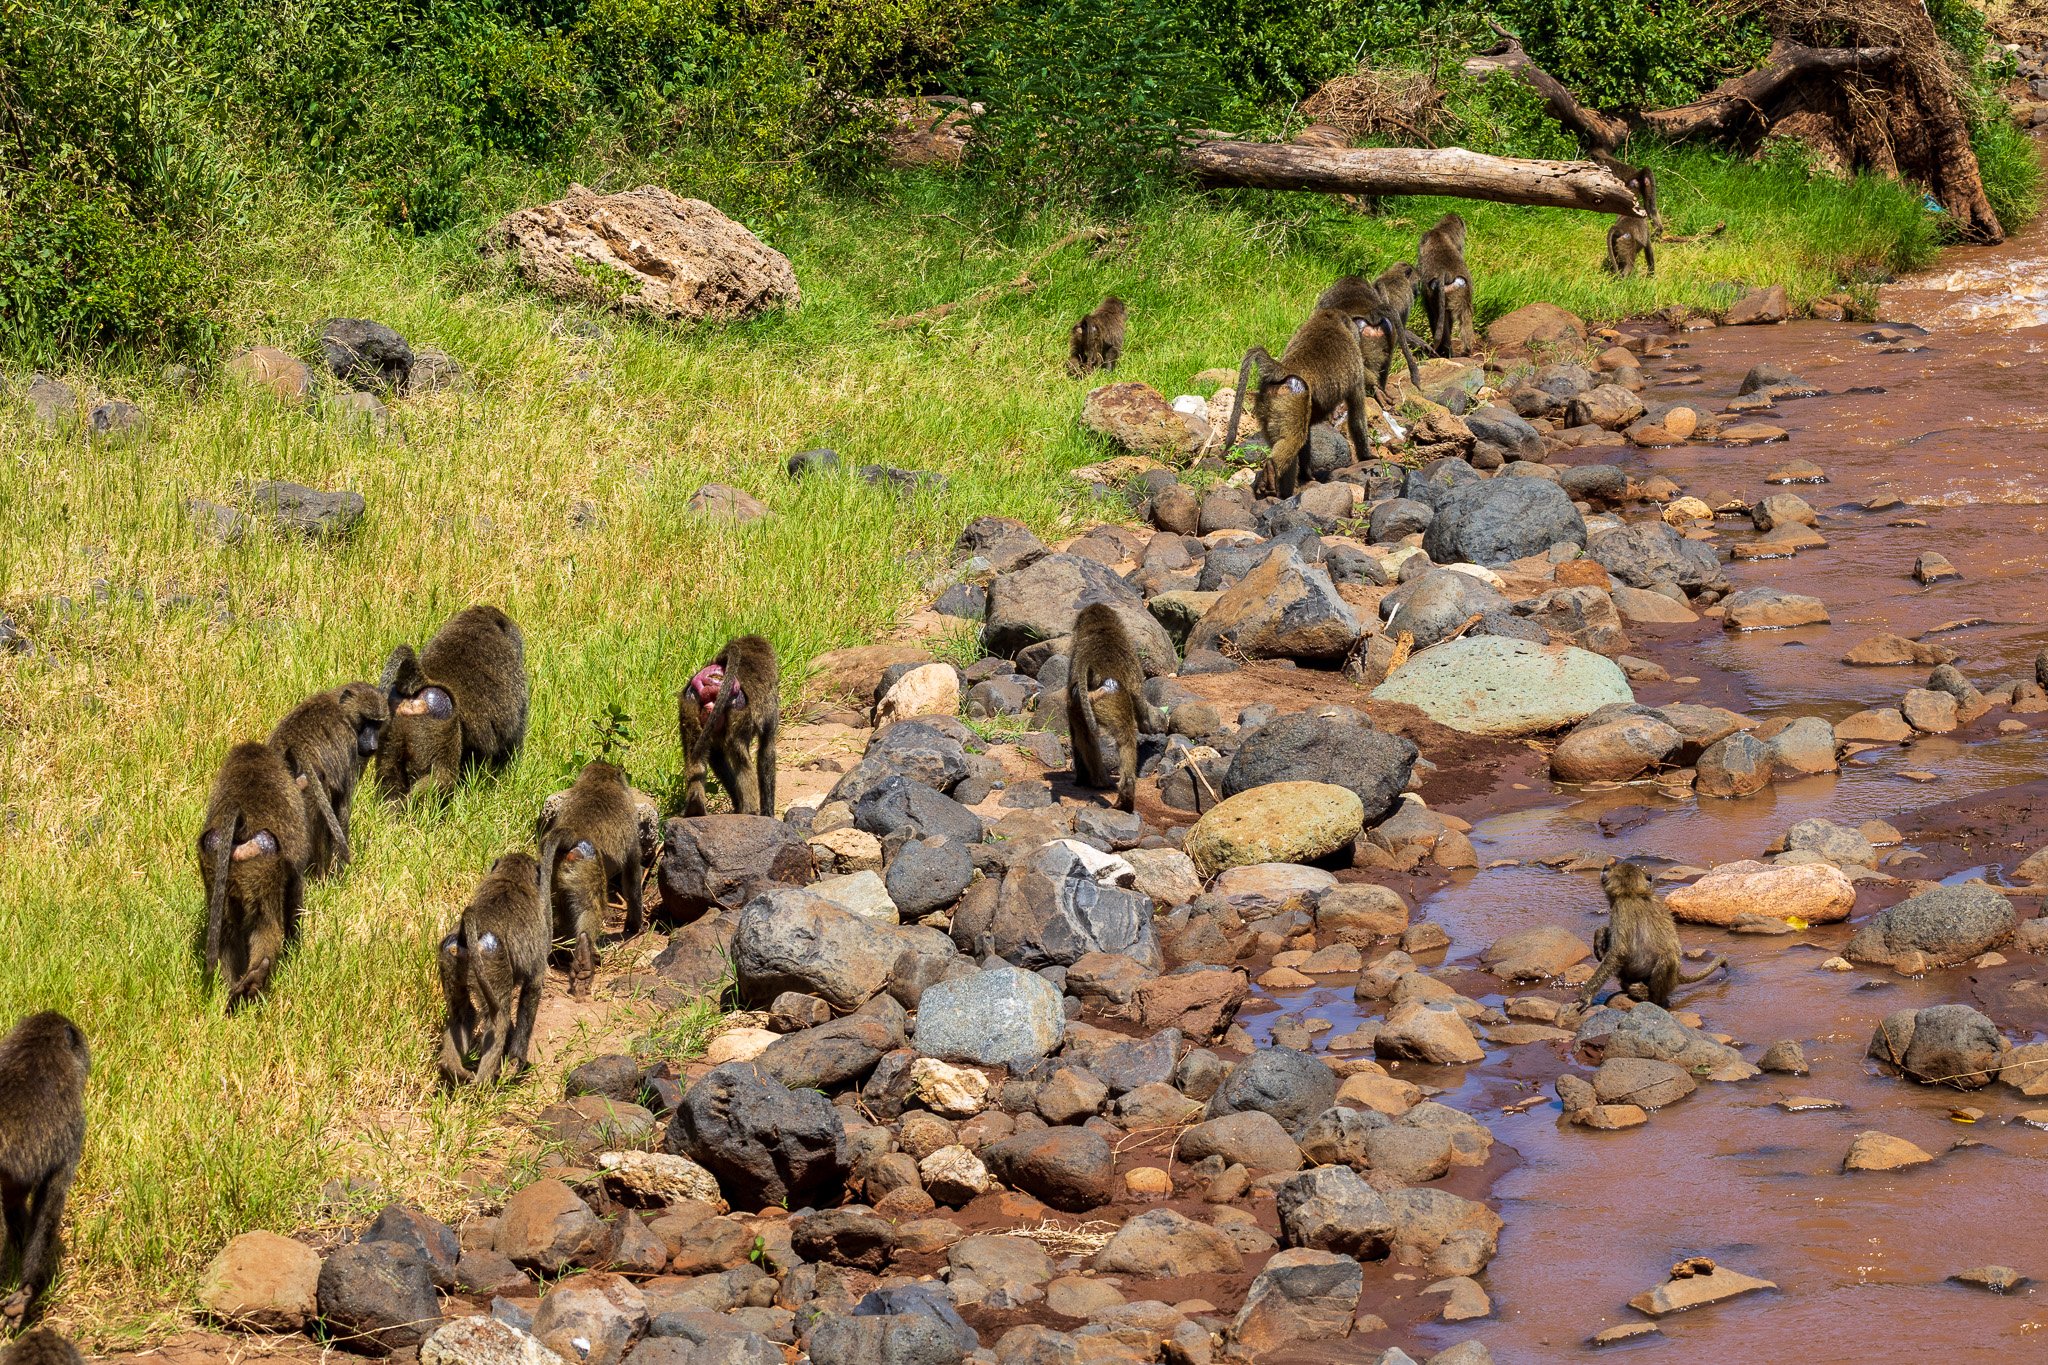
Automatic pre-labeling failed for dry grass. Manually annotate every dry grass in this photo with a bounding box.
[1300,63,1455,144]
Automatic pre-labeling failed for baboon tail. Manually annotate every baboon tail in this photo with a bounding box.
[535,830,560,905]
[1389,317,1423,388]
[707,653,741,739]
[1678,955,1728,984]
[1222,347,1269,455]
[205,813,234,982]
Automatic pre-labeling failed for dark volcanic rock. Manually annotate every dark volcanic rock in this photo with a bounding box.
[317,1241,439,1355]
[1222,710,1417,825]
[1422,476,1585,567]
[665,1062,847,1210]
[659,816,816,920]
[982,553,1176,675]
[1205,1047,1338,1130]
[1869,1004,2009,1090]
[320,318,414,392]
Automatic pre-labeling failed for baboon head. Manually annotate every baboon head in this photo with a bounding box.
[335,680,391,757]
[378,645,459,797]
[1602,858,1654,902]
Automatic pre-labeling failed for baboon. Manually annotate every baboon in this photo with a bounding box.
[0,1013,88,1327]
[197,742,312,1008]
[1606,213,1655,277]
[378,605,529,800]
[1068,296,1127,375]
[677,635,780,817]
[3,1327,84,1365]
[1416,213,1475,358]
[1317,262,1427,399]
[538,761,646,1000]
[1578,860,1728,1009]
[268,681,389,876]
[1592,148,1660,229]
[1066,603,1164,813]
[1222,307,1377,500]
[438,851,548,1088]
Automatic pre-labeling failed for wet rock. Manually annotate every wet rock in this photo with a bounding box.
[1423,1276,1492,1322]
[1900,687,1958,733]
[1726,285,1789,325]
[1628,1262,1776,1315]
[1422,476,1586,567]
[318,1240,440,1355]
[1758,1041,1808,1075]
[1750,493,1816,532]
[200,1230,323,1331]
[1694,731,1772,798]
[1317,883,1411,944]
[1093,1209,1241,1277]
[1592,1057,1695,1109]
[1383,1187,1503,1277]
[1914,551,1961,584]
[1846,885,2015,970]
[1185,544,1360,663]
[1836,707,1913,743]
[533,1275,647,1365]
[1231,1250,1363,1352]
[1843,1130,1934,1171]
[1222,710,1417,822]
[1479,926,1591,981]
[1375,1002,1484,1065]
[1950,1265,2029,1294]
[421,1317,565,1365]
[1843,632,1954,666]
[914,966,1065,1070]
[1176,1111,1304,1172]
[1551,713,1681,782]
[1868,1004,2009,1090]
[983,554,1176,676]
[320,319,414,392]
[664,1063,846,1209]
[1373,638,1633,737]
[1766,717,1839,776]
[981,1128,1115,1212]
[1666,859,1855,926]
[1577,1002,1754,1080]
[1183,782,1363,878]
[1721,587,1829,630]
[1565,384,1645,430]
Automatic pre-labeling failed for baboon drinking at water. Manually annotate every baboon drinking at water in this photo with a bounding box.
[197,741,312,1008]
[438,851,548,1088]
[1222,307,1378,500]
[1416,213,1475,358]
[1068,296,1127,374]
[268,681,389,875]
[1606,213,1655,278]
[677,635,780,817]
[538,760,645,1000]
[0,1013,88,1327]
[1317,262,1427,401]
[378,605,529,800]
[1066,603,1163,813]
[1578,860,1728,1008]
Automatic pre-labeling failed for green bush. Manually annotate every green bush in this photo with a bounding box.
[1491,0,1769,112]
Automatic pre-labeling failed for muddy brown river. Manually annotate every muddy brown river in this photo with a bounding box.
[1247,219,2048,1357]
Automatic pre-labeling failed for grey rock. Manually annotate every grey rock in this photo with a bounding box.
[955,517,1049,573]
[659,816,815,920]
[245,480,367,541]
[971,841,1159,970]
[1222,709,1417,825]
[1868,1004,2008,1090]
[360,1205,461,1289]
[317,1240,440,1355]
[981,1128,1115,1212]
[1846,885,2016,969]
[321,318,414,392]
[886,838,975,916]
[1422,476,1586,567]
[1586,520,1722,591]
[1380,570,1512,650]
[913,966,1066,1070]
[982,553,1175,675]
[853,776,984,846]
[1205,1047,1337,1130]
[732,890,906,1010]
[1275,1165,1393,1257]
[808,1312,963,1365]
[664,1062,847,1209]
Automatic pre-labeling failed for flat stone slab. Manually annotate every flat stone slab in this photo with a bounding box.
[1372,637,1633,737]
[1628,1265,1776,1316]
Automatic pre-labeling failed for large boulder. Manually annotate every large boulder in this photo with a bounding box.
[1379,570,1512,650]
[659,816,815,920]
[1274,1166,1393,1257]
[1422,476,1586,567]
[961,840,1160,970]
[665,1063,846,1210]
[200,1231,323,1331]
[732,890,909,1010]
[1846,885,2016,971]
[1665,860,1855,926]
[1868,1004,2009,1090]
[981,1128,1116,1212]
[1231,1250,1363,1353]
[1222,710,1417,822]
[486,184,798,321]
[912,966,1066,1070]
[1092,1209,1242,1277]
[1575,1003,1754,1081]
[982,553,1176,675]
[1372,638,1633,737]
[1586,520,1722,591]
[1205,1047,1338,1129]
[317,1241,440,1356]
[1183,783,1364,878]
[1185,545,1360,663]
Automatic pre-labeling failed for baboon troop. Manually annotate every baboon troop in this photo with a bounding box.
[678,635,781,818]
[1416,212,1475,359]
[1065,603,1162,813]
[1068,296,1126,374]
[197,741,312,1009]
[1606,213,1654,278]
[538,761,646,1000]
[378,605,530,800]
[1579,861,1729,1009]
[0,1013,88,1328]
[1316,263,1427,402]
[438,851,548,1088]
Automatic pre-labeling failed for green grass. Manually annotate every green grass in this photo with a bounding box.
[0,149,1963,1338]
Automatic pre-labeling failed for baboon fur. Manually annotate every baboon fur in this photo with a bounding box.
[1222,307,1378,500]
[3,1327,85,1365]
[1592,148,1660,228]
[197,741,312,1009]
[1605,213,1655,277]
[438,851,548,1088]
[538,761,645,1000]
[1416,213,1476,358]
[1066,603,1164,813]
[1068,296,1127,375]
[377,605,529,800]
[1317,262,1427,400]
[1579,860,1728,1009]
[0,1014,88,1327]
[677,635,780,817]
[268,680,389,876]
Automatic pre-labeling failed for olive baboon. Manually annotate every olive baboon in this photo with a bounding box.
[1068,297,1127,375]
[1578,860,1728,1009]
[3,1326,85,1365]
[677,636,780,817]
[1416,213,1475,358]
[378,606,529,800]
[268,681,389,876]
[438,851,548,1088]
[1066,604,1164,813]
[1592,148,1660,229]
[1317,263,1427,399]
[538,761,646,1000]
[0,1013,88,1327]
[1222,307,1378,500]
[197,742,312,1008]
[1605,213,1654,277]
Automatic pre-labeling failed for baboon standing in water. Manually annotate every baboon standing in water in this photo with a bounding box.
[1222,307,1377,500]
[378,605,529,800]
[1068,297,1127,375]
[677,636,780,817]
[1578,860,1728,1009]
[197,742,312,1008]
[1066,603,1163,813]
[438,851,548,1088]
[0,1012,88,1327]
[268,680,389,876]
[1605,214,1654,277]
[1317,262,1427,401]
[1416,213,1476,358]
[538,761,646,1000]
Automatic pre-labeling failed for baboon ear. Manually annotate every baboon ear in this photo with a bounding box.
[381,644,425,700]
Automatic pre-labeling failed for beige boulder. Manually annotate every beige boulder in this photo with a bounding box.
[1665,859,1855,927]
[1184,782,1364,878]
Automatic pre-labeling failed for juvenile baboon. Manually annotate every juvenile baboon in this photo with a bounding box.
[1416,213,1476,358]
[268,681,389,876]
[1222,307,1377,500]
[3,1326,85,1365]
[1592,148,1660,229]
[1605,213,1655,278]
[1317,262,1427,399]
[538,761,646,1000]
[438,851,548,1088]
[197,742,312,1008]
[378,605,529,800]
[1578,860,1728,1009]
[1066,603,1164,813]
[676,635,780,817]
[0,1013,88,1327]
[1068,296,1127,375]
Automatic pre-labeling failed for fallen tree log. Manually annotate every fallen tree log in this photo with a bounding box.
[1180,141,1639,214]
[1638,43,1898,141]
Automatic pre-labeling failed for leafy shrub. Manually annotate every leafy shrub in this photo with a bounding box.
[721,0,988,93]
[1490,0,1770,112]
[1438,69,1581,160]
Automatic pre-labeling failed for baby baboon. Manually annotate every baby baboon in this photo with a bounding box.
[676,635,780,817]
[378,605,529,800]
[1066,603,1164,813]
[1605,213,1654,277]
[1578,860,1728,1009]
[1416,213,1475,358]
[0,1013,88,1327]
[3,1327,85,1365]
[1592,148,1660,229]
[197,742,312,1008]
[1068,296,1127,375]
[1317,263,1427,399]
[1222,307,1377,500]
[438,851,547,1088]
[538,760,645,1000]
[268,681,389,876]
